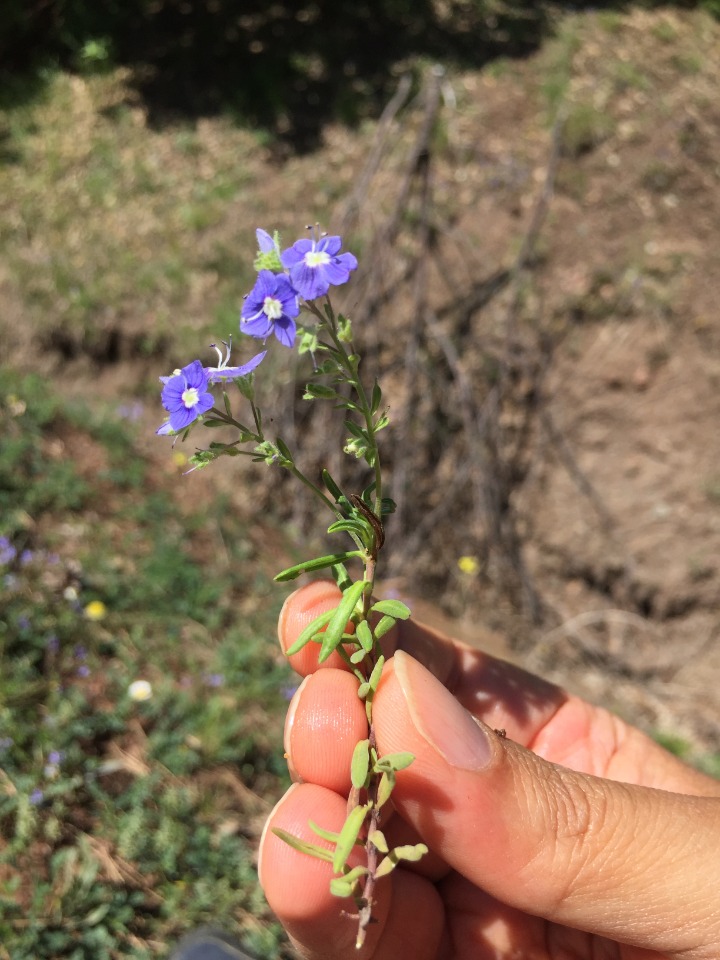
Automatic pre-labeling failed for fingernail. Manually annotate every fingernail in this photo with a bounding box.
[393,650,493,771]
[284,675,310,778]
[257,783,299,890]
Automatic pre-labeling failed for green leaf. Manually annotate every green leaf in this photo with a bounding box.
[344,419,368,441]
[381,497,397,516]
[285,608,335,657]
[303,383,337,400]
[322,468,344,501]
[374,843,429,879]
[272,828,334,863]
[355,620,374,653]
[350,648,366,664]
[376,770,395,808]
[374,413,390,431]
[235,373,257,401]
[327,518,370,542]
[370,599,411,620]
[275,436,293,462]
[373,615,396,639]
[340,865,369,884]
[309,821,341,844]
[274,551,362,582]
[371,380,382,414]
[358,653,385,702]
[333,802,371,874]
[331,562,352,592]
[350,739,370,790]
[374,751,415,773]
[203,418,229,428]
[318,580,366,663]
[368,829,389,854]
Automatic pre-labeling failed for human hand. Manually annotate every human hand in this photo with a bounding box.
[259,581,720,960]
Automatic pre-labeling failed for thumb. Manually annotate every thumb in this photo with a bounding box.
[375,651,720,959]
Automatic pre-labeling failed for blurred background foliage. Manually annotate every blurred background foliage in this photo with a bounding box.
[0,0,718,147]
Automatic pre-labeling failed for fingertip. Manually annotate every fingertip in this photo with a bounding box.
[286,669,368,794]
[278,581,347,676]
[259,782,387,957]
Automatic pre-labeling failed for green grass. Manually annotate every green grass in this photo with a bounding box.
[0,370,294,958]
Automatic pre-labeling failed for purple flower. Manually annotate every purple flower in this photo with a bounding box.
[156,360,214,435]
[205,340,266,383]
[256,229,277,253]
[281,234,357,301]
[203,672,225,688]
[241,270,299,348]
[0,537,16,566]
[29,788,44,806]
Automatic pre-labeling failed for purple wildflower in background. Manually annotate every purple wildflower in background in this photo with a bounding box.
[156,360,214,435]
[205,340,266,383]
[19,549,33,566]
[204,672,225,688]
[241,270,299,348]
[29,788,44,806]
[0,537,16,565]
[281,233,357,301]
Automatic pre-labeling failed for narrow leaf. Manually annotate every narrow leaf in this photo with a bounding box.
[374,751,415,773]
[374,856,397,879]
[350,648,366,664]
[340,865,369,884]
[368,829,389,854]
[322,468,344,501]
[285,608,335,657]
[303,383,337,400]
[331,562,352,592]
[308,821,341,844]
[370,599,411,620]
[350,739,370,790]
[376,770,395,808]
[272,828,334,863]
[318,580,366,663]
[373,615,396,639]
[276,436,293,461]
[275,552,362,583]
[371,380,382,414]
[329,878,355,899]
[332,802,371,874]
[355,620,374,653]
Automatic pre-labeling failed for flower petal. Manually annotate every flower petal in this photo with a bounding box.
[274,317,297,348]
[280,238,312,269]
[318,235,342,256]
[241,314,274,339]
[256,228,275,252]
[289,262,328,301]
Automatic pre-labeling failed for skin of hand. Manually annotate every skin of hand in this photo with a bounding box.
[258,581,720,960]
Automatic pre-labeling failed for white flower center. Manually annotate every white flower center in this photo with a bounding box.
[263,295,283,320]
[304,250,331,268]
[182,387,200,408]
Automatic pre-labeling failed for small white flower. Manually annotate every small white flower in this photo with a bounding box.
[128,680,153,702]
